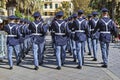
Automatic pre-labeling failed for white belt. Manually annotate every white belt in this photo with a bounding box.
[32,33,42,35]
[55,33,65,35]
[71,32,75,34]
[75,30,85,32]
[52,31,55,33]
[90,29,94,31]
[7,35,17,37]
[100,31,110,33]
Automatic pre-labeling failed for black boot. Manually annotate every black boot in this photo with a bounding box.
[101,64,108,68]
[88,52,91,55]
[76,65,82,69]
[34,66,39,70]
[17,59,21,66]
[56,66,61,70]
[93,58,97,61]
[9,67,13,70]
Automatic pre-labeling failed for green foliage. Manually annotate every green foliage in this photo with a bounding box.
[56,1,70,19]
[24,16,34,21]
[15,10,34,21]
[15,10,23,18]
[117,18,120,25]
[72,0,93,15]
[89,0,120,20]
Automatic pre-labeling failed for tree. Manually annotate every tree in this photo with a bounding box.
[72,0,93,15]
[89,0,120,21]
[15,0,43,19]
[56,1,71,19]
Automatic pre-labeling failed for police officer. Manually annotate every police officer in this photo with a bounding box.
[23,19,31,55]
[49,17,57,56]
[28,12,48,70]
[93,8,118,68]
[67,16,73,55]
[87,14,93,56]
[89,11,100,61]
[15,17,24,62]
[73,10,89,69]
[18,18,26,59]
[51,11,70,70]
[68,13,78,62]
[4,15,21,69]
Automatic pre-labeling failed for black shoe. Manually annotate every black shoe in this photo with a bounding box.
[61,63,64,66]
[101,64,108,68]
[56,66,61,70]
[22,54,25,59]
[9,67,13,70]
[88,52,91,55]
[73,59,77,62]
[39,62,43,66]
[93,58,97,61]
[0,59,3,62]
[69,53,72,56]
[17,60,21,66]
[34,66,39,70]
[76,65,82,69]
[100,62,104,64]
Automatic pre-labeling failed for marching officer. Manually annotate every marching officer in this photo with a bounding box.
[69,13,78,62]
[18,18,26,59]
[93,8,118,68]
[86,14,93,56]
[51,11,70,70]
[67,16,73,56]
[89,11,100,61]
[23,19,31,55]
[4,15,21,69]
[28,12,48,70]
[73,10,89,69]
[15,17,24,61]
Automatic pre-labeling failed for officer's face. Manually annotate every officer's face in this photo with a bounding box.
[102,12,108,16]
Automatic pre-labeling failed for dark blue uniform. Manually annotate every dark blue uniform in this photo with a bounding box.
[28,12,48,70]
[93,8,118,67]
[51,11,70,69]
[89,11,100,60]
[72,10,89,69]
[4,15,21,69]
[68,14,77,62]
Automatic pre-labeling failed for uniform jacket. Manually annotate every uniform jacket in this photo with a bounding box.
[51,19,70,46]
[4,23,20,46]
[28,20,48,44]
[94,17,118,43]
[72,18,89,42]
[89,18,100,39]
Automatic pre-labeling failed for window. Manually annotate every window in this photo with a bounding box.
[50,12,53,16]
[70,11,72,15]
[44,12,47,16]
[50,3,52,8]
[0,1,1,7]
[44,4,47,9]
[55,4,58,9]
[69,3,71,8]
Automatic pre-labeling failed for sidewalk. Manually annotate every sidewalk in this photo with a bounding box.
[0,36,120,80]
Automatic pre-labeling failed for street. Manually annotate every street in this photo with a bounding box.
[0,35,120,80]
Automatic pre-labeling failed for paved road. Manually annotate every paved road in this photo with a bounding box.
[0,36,120,80]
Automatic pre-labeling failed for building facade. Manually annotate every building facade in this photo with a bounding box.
[42,0,73,22]
[0,0,7,20]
